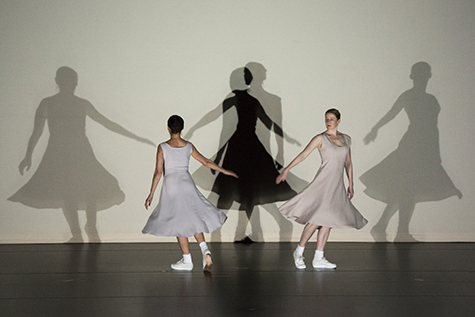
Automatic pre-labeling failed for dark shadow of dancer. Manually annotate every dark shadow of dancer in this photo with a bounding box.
[360,62,462,242]
[8,66,155,243]
[185,67,299,242]
[245,62,309,241]
[245,62,308,192]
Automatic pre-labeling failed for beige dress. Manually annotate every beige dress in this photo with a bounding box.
[279,133,367,229]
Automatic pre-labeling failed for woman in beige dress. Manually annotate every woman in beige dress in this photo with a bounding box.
[276,109,367,269]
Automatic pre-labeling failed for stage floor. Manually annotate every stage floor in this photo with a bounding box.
[1,242,474,316]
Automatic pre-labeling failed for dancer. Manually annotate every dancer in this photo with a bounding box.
[361,62,462,242]
[276,109,367,269]
[143,115,238,271]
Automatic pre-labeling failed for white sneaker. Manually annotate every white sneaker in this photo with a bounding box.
[293,250,306,269]
[202,248,212,271]
[171,258,193,271]
[312,257,336,269]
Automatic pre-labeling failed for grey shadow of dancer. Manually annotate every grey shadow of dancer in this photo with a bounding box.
[185,67,300,242]
[360,62,462,242]
[8,67,155,243]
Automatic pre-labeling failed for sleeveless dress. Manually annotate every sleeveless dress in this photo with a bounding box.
[279,133,367,229]
[142,142,227,238]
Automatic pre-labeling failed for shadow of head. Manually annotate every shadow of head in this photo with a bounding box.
[410,61,431,82]
[229,67,253,92]
[55,66,78,93]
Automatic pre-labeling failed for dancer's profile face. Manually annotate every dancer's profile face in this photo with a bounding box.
[325,113,340,130]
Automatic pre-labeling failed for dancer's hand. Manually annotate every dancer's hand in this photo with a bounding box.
[18,157,32,175]
[144,193,154,210]
[276,171,287,184]
[347,186,354,200]
[223,170,238,178]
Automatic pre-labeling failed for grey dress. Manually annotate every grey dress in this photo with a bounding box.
[142,142,227,238]
[279,133,367,229]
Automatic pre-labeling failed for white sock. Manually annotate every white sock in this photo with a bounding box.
[314,250,324,260]
[183,253,192,264]
[295,245,305,256]
[199,242,211,255]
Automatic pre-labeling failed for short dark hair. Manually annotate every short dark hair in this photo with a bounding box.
[325,108,341,120]
[167,115,184,134]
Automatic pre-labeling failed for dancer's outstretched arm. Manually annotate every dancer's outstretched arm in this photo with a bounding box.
[276,134,322,184]
[191,145,238,178]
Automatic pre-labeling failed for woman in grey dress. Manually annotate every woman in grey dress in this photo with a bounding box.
[276,109,367,269]
[144,115,237,271]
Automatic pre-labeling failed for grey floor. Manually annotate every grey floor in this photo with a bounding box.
[1,242,474,317]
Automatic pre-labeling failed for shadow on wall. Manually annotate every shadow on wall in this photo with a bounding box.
[360,62,463,242]
[245,62,308,193]
[8,67,155,243]
[185,64,304,242]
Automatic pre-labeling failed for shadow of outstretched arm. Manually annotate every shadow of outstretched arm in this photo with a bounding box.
[257,103,300,146]
[86,102,155,146]
[364,96,404,144]
[184,93,235,140]
[19,101,48,175]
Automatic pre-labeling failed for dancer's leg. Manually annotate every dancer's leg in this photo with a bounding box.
[313,226,336,269]
[177,237,190,255]
[298,223,319,248]
[316,226,331,251]
[171,237,193,270]
[292,223,319,269]
[194,233,212,271]
[194,233,205,244]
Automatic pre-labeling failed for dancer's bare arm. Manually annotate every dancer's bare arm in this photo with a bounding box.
[276,135,322,184]
[191,145,238,178]
[345,147,354,199]
[144,145,164,209]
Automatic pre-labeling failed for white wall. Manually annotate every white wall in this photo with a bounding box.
[1,0,474,243]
